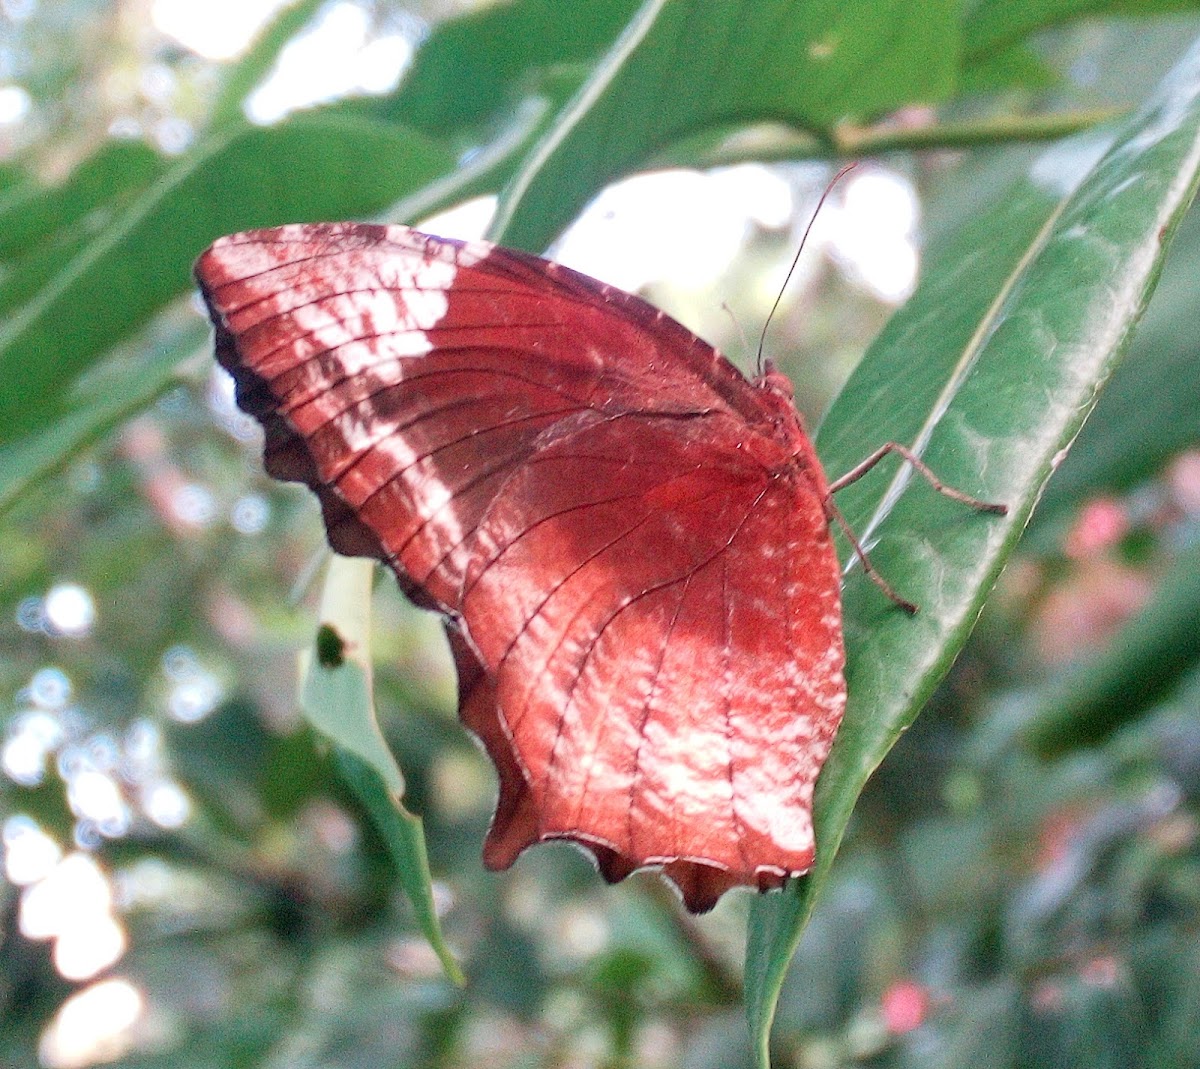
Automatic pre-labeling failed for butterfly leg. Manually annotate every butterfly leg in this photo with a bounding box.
[825,442,1008,613]
[824,497,919,614]
[828,441,1008,514]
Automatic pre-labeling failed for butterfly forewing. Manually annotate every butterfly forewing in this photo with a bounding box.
[195,223,846,912]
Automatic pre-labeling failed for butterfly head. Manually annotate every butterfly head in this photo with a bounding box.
[757,358,795,403]
[751,359,819,462]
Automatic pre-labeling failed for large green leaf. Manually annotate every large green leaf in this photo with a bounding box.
[964,0,1200,63]
[493,0,960,250]
[0,141,167,323]
[959,0,1200,93]
[373,0,639,138]
[0,139,164,261]
[745,35,1200,1068]
[1033,200,1200,519]
[0,326,205,517]
[0,115,452,447]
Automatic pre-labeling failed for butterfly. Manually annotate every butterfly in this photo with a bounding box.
[194,222,1002,912]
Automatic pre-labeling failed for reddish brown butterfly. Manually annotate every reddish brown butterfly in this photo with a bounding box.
[195,223,1003,912]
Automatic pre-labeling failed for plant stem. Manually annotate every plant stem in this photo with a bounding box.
[666,108,1125,169]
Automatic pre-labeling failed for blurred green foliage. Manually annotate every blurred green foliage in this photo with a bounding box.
[2,2,1200,1068]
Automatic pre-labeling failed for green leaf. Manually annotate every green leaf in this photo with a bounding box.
[301,555,464,987]
[0,138,164,260]
[1034,201,1200,518]
[1024,537,1200,754]
[0,325,204,518]
[374,0,639,138]
[493,0,960,250]
[0,115,452,448]
[961,42,1060,94]
[0,142,167,324]
[745,35,1200,1067]
[964,0,1200,63]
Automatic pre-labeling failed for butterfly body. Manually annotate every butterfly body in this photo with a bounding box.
[196,223,845,912]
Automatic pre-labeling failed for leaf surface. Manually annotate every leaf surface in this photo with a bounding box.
[301,556,463,986]
[494,0,960,250]
[745,35,1200,1067]
[0,117,451,446]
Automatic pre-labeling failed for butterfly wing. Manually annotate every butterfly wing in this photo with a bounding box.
[195,223,845,911]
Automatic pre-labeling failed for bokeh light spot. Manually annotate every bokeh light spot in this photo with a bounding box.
[3,815,63,885]
[39,978,144,1069]
[43,583,96,638]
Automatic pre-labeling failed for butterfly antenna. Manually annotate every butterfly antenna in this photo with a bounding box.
[756,161,858,376]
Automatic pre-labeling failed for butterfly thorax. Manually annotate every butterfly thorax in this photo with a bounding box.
[738,361,826,499]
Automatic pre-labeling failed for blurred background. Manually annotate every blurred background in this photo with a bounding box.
[2,2,1200,1067]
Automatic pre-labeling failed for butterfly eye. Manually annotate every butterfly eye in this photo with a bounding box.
[759,361,796,401]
